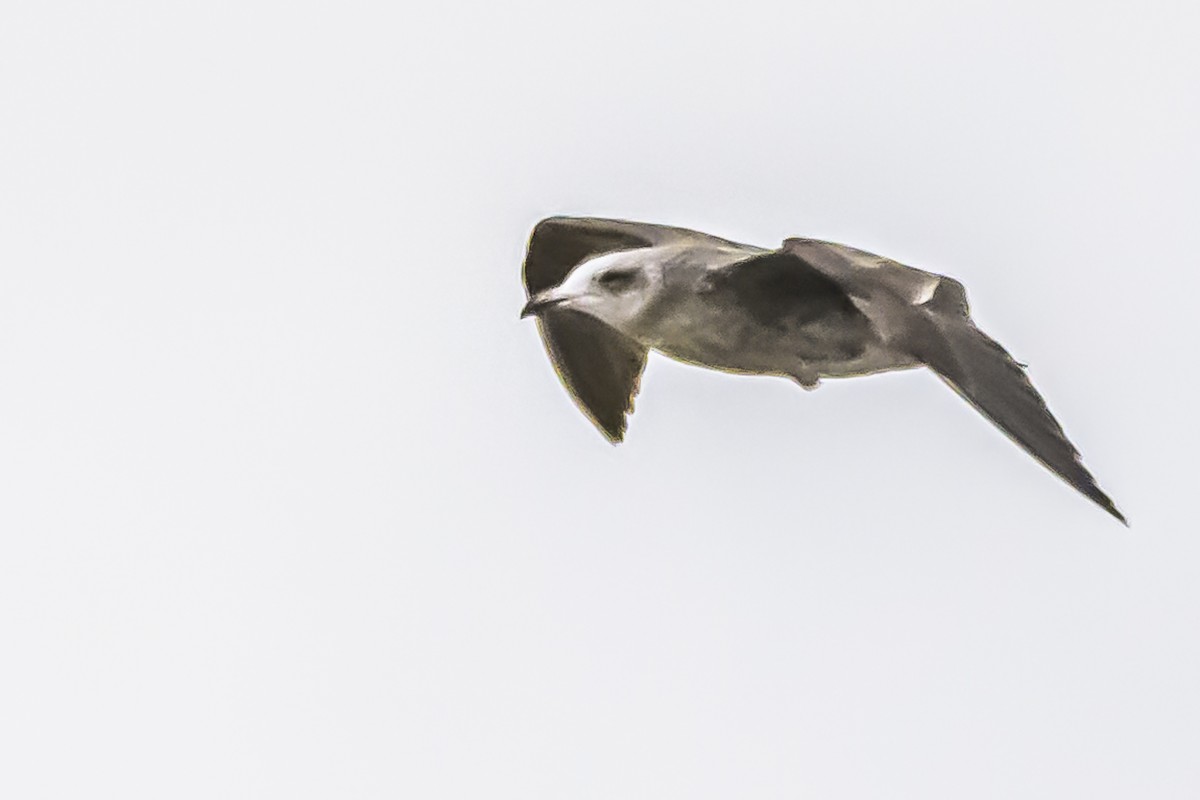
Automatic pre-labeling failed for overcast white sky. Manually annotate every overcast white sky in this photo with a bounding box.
[1,1,1197,797]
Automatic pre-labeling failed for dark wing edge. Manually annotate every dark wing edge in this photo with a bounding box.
[922,316,1126,525]
[537,309,648,443]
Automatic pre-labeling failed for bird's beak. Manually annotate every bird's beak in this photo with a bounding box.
[520,290,569,319]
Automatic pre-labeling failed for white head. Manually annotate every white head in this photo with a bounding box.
[520,248,665,336]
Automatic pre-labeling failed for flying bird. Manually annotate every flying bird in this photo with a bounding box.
[520,216,1125,524]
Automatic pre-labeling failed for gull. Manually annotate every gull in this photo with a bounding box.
[520,216,1125,524]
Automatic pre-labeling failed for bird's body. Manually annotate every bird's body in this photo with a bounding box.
[649,244,917,384]
[520,216,1125,523]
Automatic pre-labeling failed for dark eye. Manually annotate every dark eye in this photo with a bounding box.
[597,269,637,291]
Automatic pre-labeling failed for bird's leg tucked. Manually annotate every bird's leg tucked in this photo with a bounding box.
[790,367,821,391]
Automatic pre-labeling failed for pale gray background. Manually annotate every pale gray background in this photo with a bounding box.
[1,1,1196,798]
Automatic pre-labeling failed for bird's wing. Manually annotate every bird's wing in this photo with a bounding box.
[922,318,1125,523]
[781,237,969,326]
[701,250,876,369]
[703,250,861,327]
[523,217,733,442]
[534,309,647,442]
[780,237,1125,523]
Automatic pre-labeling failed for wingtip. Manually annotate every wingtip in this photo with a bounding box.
[600,423,627,445]
[1091,491,1128,527]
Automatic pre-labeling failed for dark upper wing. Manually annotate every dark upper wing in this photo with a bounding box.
[780,237,1125,523]
[702,250,874,364]
[921,317,1126,524]
[782,237,969,328]
[535,309,647,442]
[522,217,735,442]
[704,250,858,327]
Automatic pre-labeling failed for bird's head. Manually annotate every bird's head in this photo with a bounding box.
[520,249,664,336]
